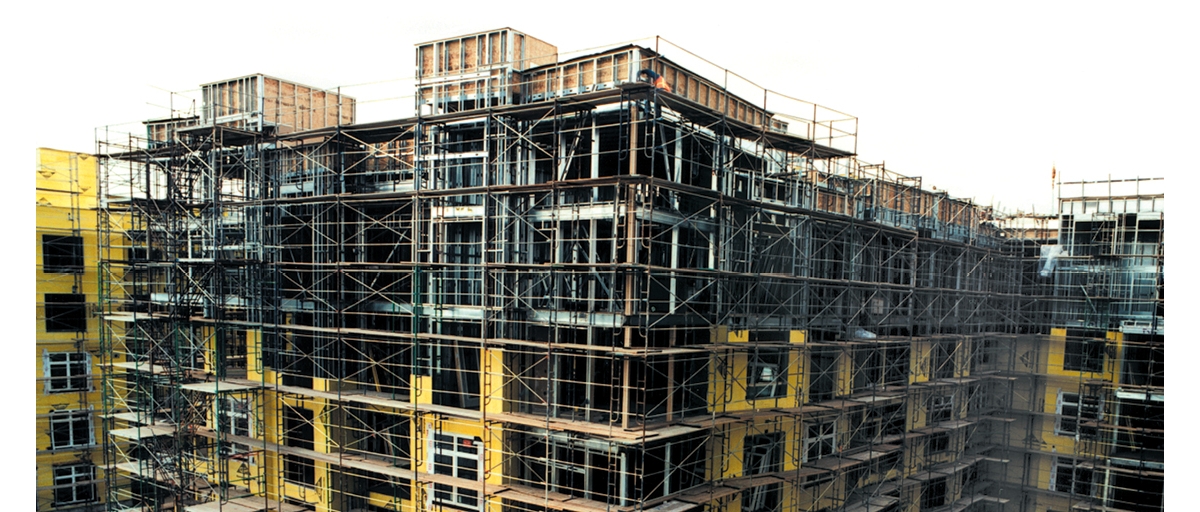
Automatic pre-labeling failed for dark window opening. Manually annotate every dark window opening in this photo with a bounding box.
[1053,457,1093,497]
[1064,339,1105,373]
[926,432,950,456]
[931,341,955,379]
[284,407,315,485]
[45,293,87,332]
[355,410,411,466]
[960,464,979,490]
[43,235,84,273]
[853,347,882,392]
[809,347,838,402]
[928,394,954,424]
[884,345,910,386]
[1120,343,1164,387]
[921,477,947,509]
[432,341,481,411]
[971,338,994,371]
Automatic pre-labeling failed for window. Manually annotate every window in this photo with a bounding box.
[1056,391,1102,438]
[283,407,314,485]
[641,433,710,500]
[43,351,91,392]
[926,432,950,456]
[1120,343,1164,387]
[45,293,87,332]
[931,341,955,379]
[971,337,994,371]
[217,396,251,455]
[852,344,909,391]
[852,402,906,446]
[1064,339,1104,373]
[852,347,882,392]
[53,464,96,505]
[960,464,978,489]
[808,347,837,402]
[747,349,787,399]
[511,433,628,504]
[1052,457,1094,497]
[430,431,481,511]
[49,409,93,449]
[432,342,481,410]
[358,410,410,464]
[745,432,783,475]
[927,394,954,424]
[967,383,987,415]
[218,397,251,437]
[921,477,947,509]
[42,235,84,273]
[743,433,782,512]
[804,420,836,462]
[883,345,910,386]
[876,451,903,476]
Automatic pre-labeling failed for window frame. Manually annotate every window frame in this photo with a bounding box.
[49,409,94,450]
[747,348,788,400]
[803,419,837,463]
[429,430,482,511]
[217,395,252,455]
[1055,390,1103,438]
[53,463,96,505]
[921,476,948,509]
[743,432,783,512]
[43,350,92,393]
[925,431,951,456]
[1051,456,1094,497]
[928,394,955,424]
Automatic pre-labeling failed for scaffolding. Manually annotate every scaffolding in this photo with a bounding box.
[94,30,1164,512]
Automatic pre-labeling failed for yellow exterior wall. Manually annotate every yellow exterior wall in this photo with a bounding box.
[35,148,104,510]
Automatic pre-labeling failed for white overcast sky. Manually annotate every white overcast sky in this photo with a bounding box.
[9,1,1196,215]
[8,1,1195,507]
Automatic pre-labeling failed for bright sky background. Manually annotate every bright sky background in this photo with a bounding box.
[9,2,1195,507]
[10,1,1196,215]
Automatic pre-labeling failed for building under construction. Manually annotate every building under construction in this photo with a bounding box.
[92,29,1164,512]
[36,148,106,511]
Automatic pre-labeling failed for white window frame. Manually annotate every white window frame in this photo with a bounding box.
[1055,390,1103,437]
[428,429,482,511]
[43,350,92,393]
[49,408,94,450]
[744,432,784,512]
[53,463,96,505]
[217,396,252,455]
[803,419,837,462]
[748,349,787,400]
